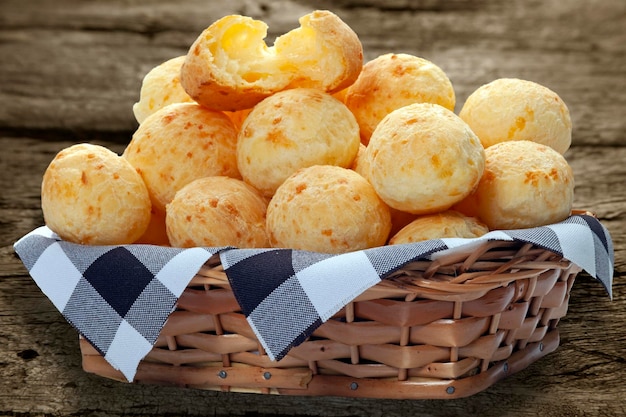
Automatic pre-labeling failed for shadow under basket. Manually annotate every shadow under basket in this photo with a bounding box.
[80,239,581,399]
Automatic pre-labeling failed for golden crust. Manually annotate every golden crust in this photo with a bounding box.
[123,102,240,211]
[180,10,363,111]
[389,210,489,244]
[166,176,269,248]
[471,140,574,229]
[267,165,391,253]
[365,103,485,215]
[345,53,456,144]
[459,78,572,154]
[41,143,151,245]
[237,88,360,197]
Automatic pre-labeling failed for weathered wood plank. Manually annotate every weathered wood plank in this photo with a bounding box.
[1,0,625,145]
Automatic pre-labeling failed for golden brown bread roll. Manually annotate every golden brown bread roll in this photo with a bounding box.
[364,103,485,215]
[132,56,195,124]
[123,102,240,211]
[180,10,363,111]
[237,88,360,197]
[389,210,489,244]
[166,176,269,248]
[266,165,391,253]
[459,78,572,154]
[345,53,456,144]
[41,143,151,245]
[460,140,574,230]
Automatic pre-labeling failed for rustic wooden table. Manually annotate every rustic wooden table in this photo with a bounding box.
[1,1,624,416]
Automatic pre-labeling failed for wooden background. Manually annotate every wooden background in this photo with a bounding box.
[0,0,624,416]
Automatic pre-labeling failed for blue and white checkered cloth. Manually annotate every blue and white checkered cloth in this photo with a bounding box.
[14,213,613,382]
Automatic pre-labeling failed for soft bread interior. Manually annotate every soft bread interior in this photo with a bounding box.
[207,15,342,88]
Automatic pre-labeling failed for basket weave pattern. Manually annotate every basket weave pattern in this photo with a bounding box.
[81,240,580,399]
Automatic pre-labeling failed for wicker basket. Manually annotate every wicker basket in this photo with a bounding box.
[80,236,582,399]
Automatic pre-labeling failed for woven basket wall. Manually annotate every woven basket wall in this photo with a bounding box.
[80,239,580,399]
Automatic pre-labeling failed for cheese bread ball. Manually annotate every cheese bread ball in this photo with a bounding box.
[133,56,195,124]
[237,88,360,197]
[41,143,151,245]
[123,102,240,212]
[471,140,574,230]
[181,10,363,111]
[267,165,391,253]
[389,210,489,244]
[166,176,269,248]
[365,103,485,215]
[345,53,456,144]
[459,78,572,154]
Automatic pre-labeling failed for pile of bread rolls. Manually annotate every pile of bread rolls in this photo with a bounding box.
[41,10,574,253]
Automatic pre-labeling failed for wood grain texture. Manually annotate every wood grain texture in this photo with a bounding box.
[1,0,624,144]
[0,0,624,415]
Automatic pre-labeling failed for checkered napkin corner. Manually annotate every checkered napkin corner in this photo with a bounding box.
[12,214,614,378]
[13,226,220,382]
[221,213,614,362]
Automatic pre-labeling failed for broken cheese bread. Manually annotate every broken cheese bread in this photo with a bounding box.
[180,10,363,111]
